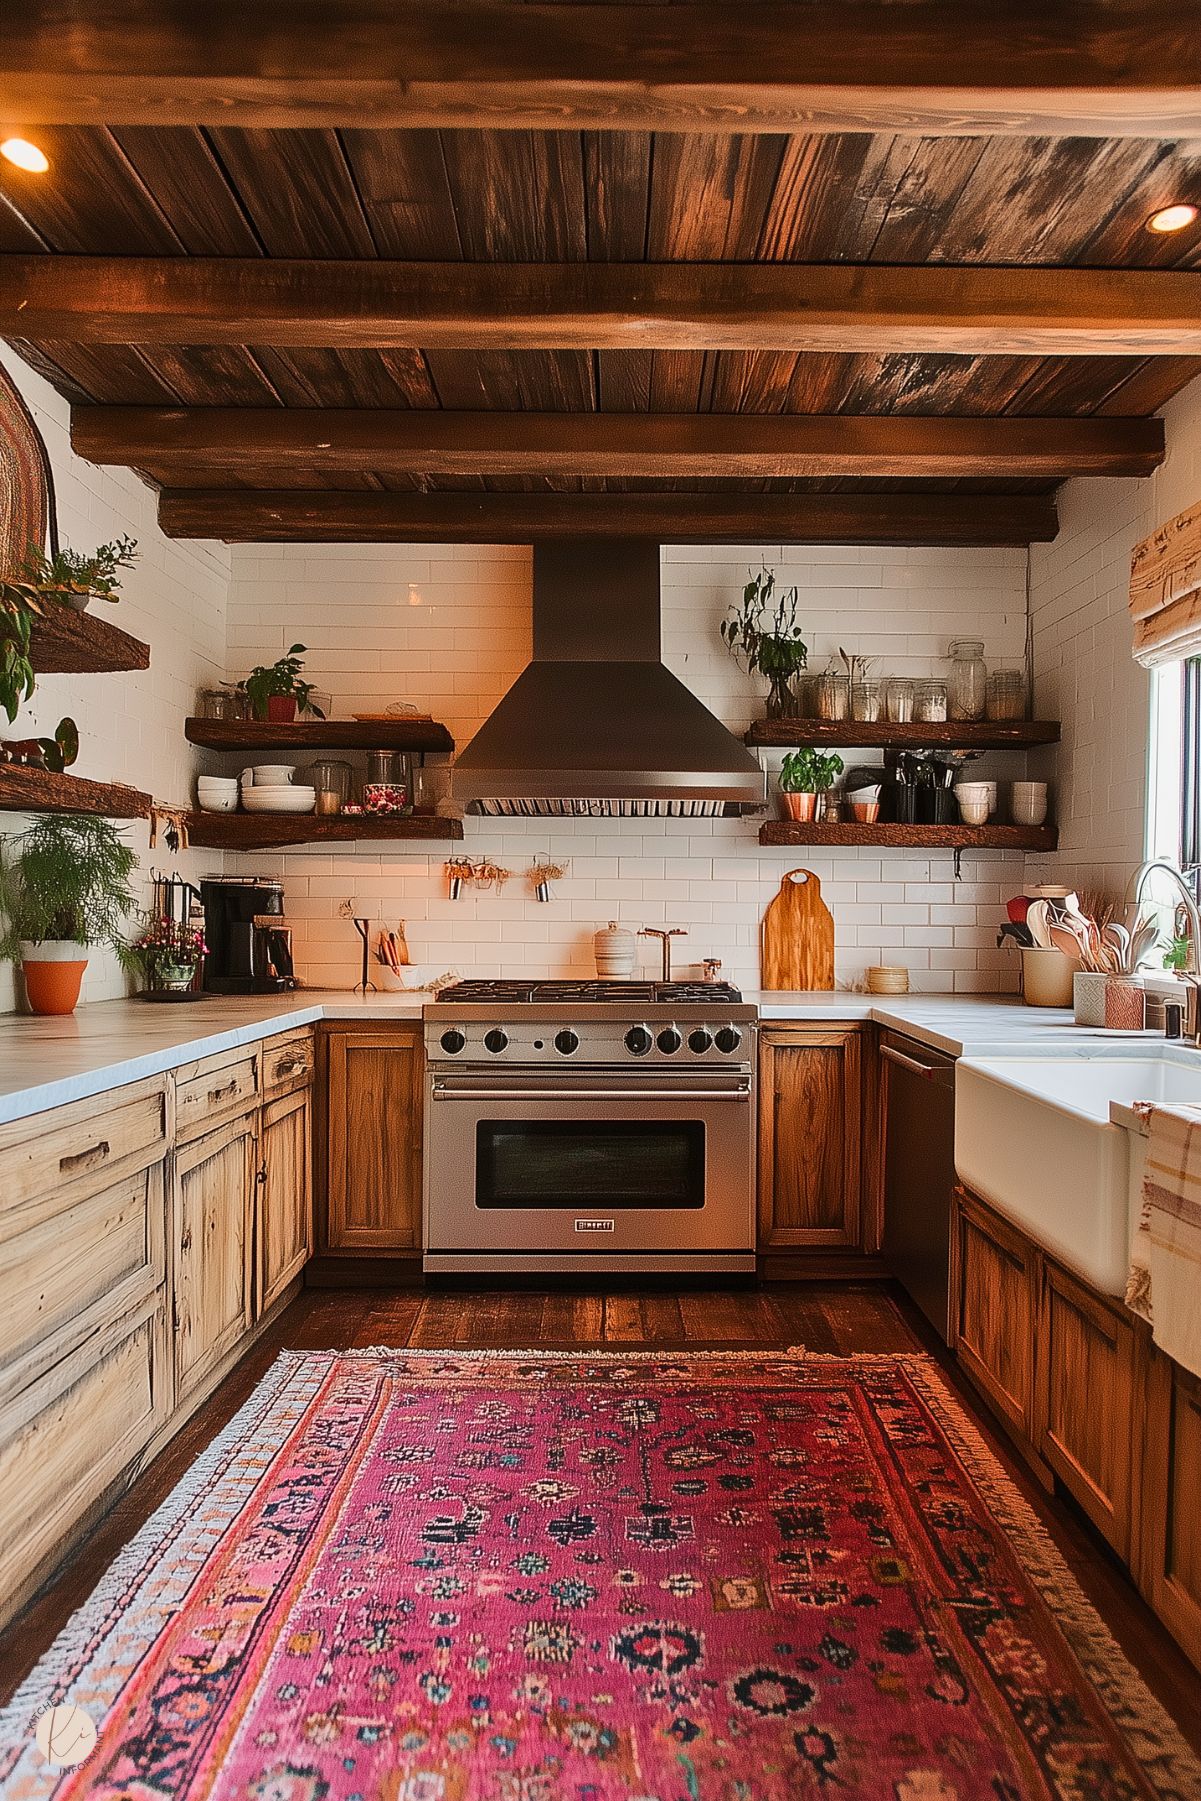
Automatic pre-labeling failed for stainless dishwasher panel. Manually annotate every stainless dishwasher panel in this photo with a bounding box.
[881,1032,956,1340]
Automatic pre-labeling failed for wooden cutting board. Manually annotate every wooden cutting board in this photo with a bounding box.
[760,868,835,991]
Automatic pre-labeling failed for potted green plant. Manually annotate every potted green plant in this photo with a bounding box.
[0,814,137,1014]
[241,644,325,723]
[720,567,809,717]
[779,747,844,822]
[18,534,137,612]
[131,913,207,998]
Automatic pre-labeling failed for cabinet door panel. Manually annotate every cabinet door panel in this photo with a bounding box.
[173,1115,255,1397]
[953,1190,1034,1435]
[325,1028,423,1250]
[1142,1351,1201,1672]
[759,1028,861,1249]
[259,1085,312,1312]
[1037,1263,1134,1557]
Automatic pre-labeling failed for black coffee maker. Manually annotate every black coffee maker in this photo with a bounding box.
[200,878,297,993]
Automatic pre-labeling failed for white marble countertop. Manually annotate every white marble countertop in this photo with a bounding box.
[0,984,1172,1128]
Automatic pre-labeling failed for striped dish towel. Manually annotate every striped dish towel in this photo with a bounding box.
[1126,1101,1201,1379]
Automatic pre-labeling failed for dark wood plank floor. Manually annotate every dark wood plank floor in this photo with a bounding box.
[3,1282,1199,1758]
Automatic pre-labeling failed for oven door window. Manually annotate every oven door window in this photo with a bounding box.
[476,1119,705,1209]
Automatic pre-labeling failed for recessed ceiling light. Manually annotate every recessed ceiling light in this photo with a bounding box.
[1147,203,1198,234]
[0,137,49,174]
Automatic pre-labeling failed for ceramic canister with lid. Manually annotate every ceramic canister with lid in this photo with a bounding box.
[594,921,636,977]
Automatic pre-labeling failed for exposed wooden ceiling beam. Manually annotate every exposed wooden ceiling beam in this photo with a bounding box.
[7,259,1201,356]
[156,489,1058,547]
[71,407,1166,481]
[0,3,1196,135]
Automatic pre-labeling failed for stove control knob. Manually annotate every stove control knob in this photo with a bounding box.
[625,1024,653,1056]
[554,1028,580,1056]
[439,1027,466,1056]
[714,1025,742,1054]
[483,1028,509,1054]
[688,1027,712,1054]
[657,1026,682,1054]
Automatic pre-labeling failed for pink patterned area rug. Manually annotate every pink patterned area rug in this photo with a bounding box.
[1,1349,1198,1800]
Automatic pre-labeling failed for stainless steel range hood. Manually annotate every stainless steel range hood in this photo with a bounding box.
[453,541,766,816]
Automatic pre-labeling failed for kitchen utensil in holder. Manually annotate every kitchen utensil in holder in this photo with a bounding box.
[353,916,376,994]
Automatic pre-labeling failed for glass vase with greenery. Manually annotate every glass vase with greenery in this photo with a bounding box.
[132,914,207,995]
[0,814,138,1012]
[241,644,324,722]
[720,567,809,717]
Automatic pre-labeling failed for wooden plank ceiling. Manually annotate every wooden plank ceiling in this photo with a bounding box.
[2,7,1200,542]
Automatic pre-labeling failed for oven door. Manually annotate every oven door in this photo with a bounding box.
[423,1066,755,1270]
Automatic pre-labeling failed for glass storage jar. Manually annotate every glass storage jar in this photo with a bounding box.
[914,678,948,723]
[307,758,352,816]
[851,677,883,722]
[885,676,914,723]
[815,671,850,721]
[946,638,987,721]
[986,667,1027,720]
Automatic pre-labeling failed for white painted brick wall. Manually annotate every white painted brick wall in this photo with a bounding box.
[1026,373,1201,902]
[0,349,230,1011]
[224,539,1031,992]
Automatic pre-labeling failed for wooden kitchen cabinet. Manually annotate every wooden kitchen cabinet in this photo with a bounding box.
[172,1110,257,1401]
[951,1185,1036,1439]
[258,1083,312,1311]
[1140,1348,1201,1671]
[758,1025,864,1253]
[1035,1259,1136,1558]
[323,1025,424,1252]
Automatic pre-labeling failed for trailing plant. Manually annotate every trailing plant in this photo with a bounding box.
[0,576,44,723]
[779,747,844,794]
[0,813,138,961]
[19,533,137,606]
[241,644,324,720]
[1164,934,1191,973]
[721,567,808,679]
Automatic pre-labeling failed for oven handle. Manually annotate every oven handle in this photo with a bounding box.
[430,1082,752,1102]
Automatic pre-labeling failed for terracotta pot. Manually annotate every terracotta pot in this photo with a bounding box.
[20,940,88,1015]
[781,791,817,821]
[266,694,297,722]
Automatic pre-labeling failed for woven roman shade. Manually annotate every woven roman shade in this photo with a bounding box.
[1130,499,1201,667]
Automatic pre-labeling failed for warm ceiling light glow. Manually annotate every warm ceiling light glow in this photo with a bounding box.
[0,137,49,174]
[1148,203,1198,234]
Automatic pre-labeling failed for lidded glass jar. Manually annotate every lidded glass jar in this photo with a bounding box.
[307,758,352,816]
[946,639,987,721]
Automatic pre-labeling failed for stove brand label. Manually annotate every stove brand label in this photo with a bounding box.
[574,1218,616,1233]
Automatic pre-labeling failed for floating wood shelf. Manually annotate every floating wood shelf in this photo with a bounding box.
[746,719,1060,750]
[186,811,464,850]
[0,764,151,818]
[28,607,150,675]
[185,718,454,753]
[759,821,1057,852]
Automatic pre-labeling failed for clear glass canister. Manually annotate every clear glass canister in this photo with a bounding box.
[885,676,914,723]
[307,759,352,816]
[851,677,883,722]
[947,639,987,721]
[815,671,850,721]
[914,678,948,723]
[986,668,1027,720]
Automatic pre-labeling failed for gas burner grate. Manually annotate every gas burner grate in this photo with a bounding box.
[437,981,538,1004]
[532,981,659,1004]
[655,982,743,1005]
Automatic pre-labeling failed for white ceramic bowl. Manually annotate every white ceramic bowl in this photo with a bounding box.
[198,792,239,813]
[957,800,991,825]
[241,786,316,814]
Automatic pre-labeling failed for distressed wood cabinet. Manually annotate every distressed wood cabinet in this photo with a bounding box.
[1140,1349,1201,1671]
[172,1109,258,1402]
[322,1024,424,1253]
[258,1083,312,1312]
[757,1025,865,1254]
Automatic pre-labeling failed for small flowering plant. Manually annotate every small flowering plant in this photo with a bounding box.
[132,915,208,974]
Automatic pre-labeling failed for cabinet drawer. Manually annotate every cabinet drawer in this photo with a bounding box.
[0,1161,166,1402]
[175,1047,260,1141]
[0,1079,168,1209]
[0,1304,162,1626]
[263,1029,314,1097]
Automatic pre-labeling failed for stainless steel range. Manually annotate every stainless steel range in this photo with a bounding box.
[423,980,756,1276]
